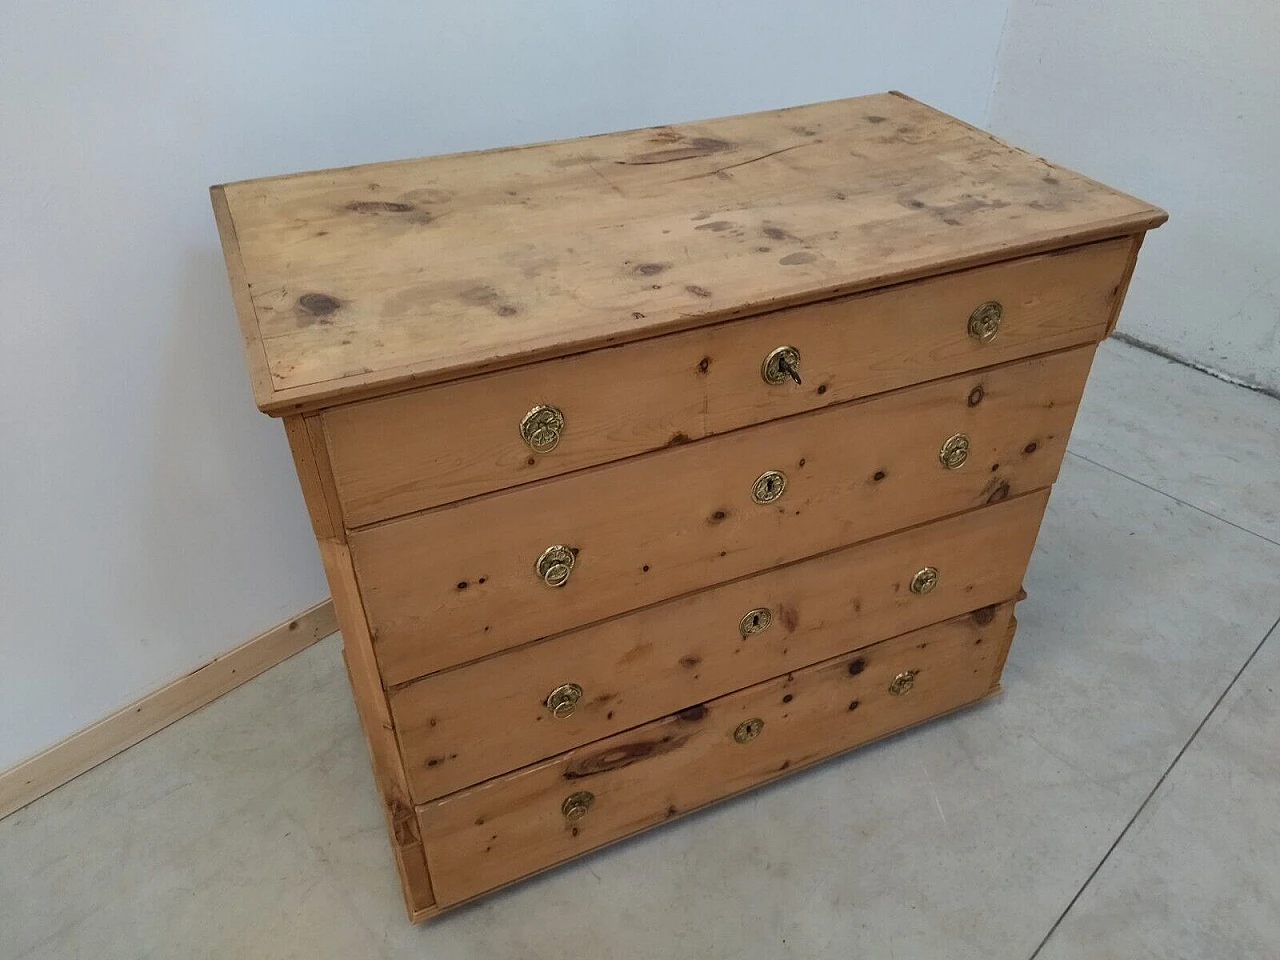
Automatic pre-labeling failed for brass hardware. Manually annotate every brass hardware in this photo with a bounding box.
[739,607,773,637]
[751,470,788,504]
[888,670,917,696]
[562,791,595,821]
[939,433,970,470]
[536,545,576,587]
[968,301,1003,343]
[910,567,939,595]
[733,718,765,743]
[520,404,565,453]
[545,683,584,719]
[761,345,802,385]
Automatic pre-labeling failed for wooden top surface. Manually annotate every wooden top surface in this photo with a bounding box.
[212,92,1165,414]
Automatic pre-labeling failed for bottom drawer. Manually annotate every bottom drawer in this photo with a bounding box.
[418,602,1017,907]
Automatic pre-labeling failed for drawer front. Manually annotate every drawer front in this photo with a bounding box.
[352,347,1091,675]
[324,239,1129,526]
[418,603,1015,906]
[390,490,1046,800]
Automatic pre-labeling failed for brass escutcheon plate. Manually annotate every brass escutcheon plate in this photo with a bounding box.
[968,301,1003,343]
[939,433,970,470]
[761,345,802,385]
[733,718,765,743]
[536,544,576,587]
[751,469,788,504]
[887,670,917,696]
[910,566,939,595]
[562,791,594,821]
[739,607,773,637]
[545,682,583,719]
[520,404,565,453]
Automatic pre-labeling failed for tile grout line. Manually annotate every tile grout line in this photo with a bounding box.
[1026,611,1280,960]
[1065,449,1280,549]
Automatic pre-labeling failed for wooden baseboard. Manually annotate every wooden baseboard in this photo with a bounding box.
[0,600,337,821]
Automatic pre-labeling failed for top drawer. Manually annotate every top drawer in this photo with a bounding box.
[322,238,1131,526]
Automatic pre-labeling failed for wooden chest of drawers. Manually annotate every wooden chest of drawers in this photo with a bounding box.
[211,92,1164,921]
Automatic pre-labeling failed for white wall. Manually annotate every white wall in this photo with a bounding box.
[987,0,1280,393]
[0,1,1009,771]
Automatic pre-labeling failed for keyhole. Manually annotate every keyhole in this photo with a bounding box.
[778,355,802,385]
[752,470,787,504]
[739,607,772,636]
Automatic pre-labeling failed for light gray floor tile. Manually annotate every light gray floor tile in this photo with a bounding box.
[0,638,393,960]
[1071,339,1280,543]
[5,451,1277,959]
[1038,623,1280,960]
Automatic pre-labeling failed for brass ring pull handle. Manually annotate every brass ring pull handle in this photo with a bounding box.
[562,791,594,822]
[751,470,788,504]
[939,433,970,470]
[761,345,802,385]
[545,683,583,719]
[968,301,1003,343]
[910,567,939,595]
[739,607,773,637]
[888,670,918,696]
[536,545,576,587]
[520,404,565,453]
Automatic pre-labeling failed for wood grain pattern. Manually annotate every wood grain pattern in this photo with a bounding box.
[317,540,435,919]
[351,346,1092,675]
[390,490,1046,800]
[210,184,275,406]
[324,238,1130,525]
[213,92,1165,414]
[1105,233,1146,336]
[987,607,1020,690]
[283,414,345,541]
[206,94,1172,922]
[418,603,1015,906]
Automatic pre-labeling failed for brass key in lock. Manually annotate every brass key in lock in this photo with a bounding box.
[777,353,802,385]
[761,345,802,386]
